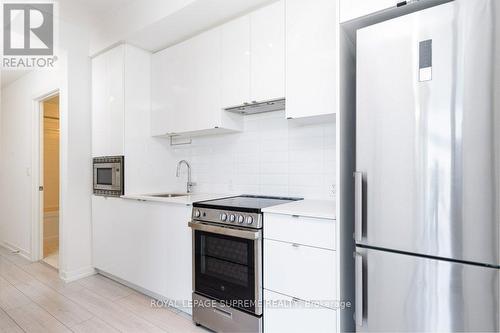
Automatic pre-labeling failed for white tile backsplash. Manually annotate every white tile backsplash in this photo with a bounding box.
[170,111,336,200]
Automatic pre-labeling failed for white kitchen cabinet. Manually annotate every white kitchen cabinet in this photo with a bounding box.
[152,27,242,137]
[250,0,285,102]
[340,0,396,22]
[264,289,337,333]
[263,209,339,331]
[92,44,151,157]
[92,45,125,157]
[264,239,336,308]
[285,0,338,120]
[265,213,336,250]
[92,196,192,314]
[221,15,251,108]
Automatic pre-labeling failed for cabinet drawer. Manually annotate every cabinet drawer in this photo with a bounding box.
[264,239,336,308]
[264,289,337,333]
[264,213,335,250]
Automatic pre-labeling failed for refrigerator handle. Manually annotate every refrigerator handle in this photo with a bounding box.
[354,172,363,242]
[355,252,363,326]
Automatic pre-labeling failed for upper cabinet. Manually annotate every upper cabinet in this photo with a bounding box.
[151,0,336,136]
[221,16,251,108]
[340,0,396,22]
[220,0,285,109]
[152,27,243,137]
[285,0,338,120]
[249,0,285,103]
[92,44,151,157]
[92,45,125,157]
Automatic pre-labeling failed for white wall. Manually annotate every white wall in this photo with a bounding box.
[126,111,336,200]
[0,17,93,280]
[0,68,63,256]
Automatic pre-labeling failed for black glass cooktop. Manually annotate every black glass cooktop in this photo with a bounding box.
[194,195,303,213]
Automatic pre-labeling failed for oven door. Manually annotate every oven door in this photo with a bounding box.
[93,162,121,191]
[189,221,262,316]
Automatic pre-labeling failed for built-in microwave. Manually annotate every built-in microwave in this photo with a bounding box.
[93,156,124,197]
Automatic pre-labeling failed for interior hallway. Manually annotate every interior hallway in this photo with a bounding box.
[0,246,206,332]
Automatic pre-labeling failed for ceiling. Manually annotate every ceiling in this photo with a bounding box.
[65,0,136,15]
[1,71,30,89]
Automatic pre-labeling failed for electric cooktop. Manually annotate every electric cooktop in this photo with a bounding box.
[193,195,303,213]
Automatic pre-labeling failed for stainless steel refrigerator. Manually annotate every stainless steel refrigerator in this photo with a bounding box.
[355,0,500,331]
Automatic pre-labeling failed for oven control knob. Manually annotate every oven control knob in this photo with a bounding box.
[229,214,236,223]
[237,215,244,224]
[246,216,254,225]
[194,210,201,218]
[220,213,228,222]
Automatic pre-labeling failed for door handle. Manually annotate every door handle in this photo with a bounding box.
[354,172,363,242]
[355,252,363,326]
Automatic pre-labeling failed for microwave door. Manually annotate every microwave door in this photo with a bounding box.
[94,163,120,191]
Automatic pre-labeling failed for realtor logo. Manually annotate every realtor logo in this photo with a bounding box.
[3,3,54,56]
[1,2,57,69]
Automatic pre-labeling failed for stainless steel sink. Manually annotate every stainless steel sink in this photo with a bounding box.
[149,193,188,198]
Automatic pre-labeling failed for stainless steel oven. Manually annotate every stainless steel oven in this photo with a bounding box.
[189,220,263,332]
[93,156,124,197]
[189,195,301,333]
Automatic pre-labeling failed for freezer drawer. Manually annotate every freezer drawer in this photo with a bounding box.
[355,247,499,332]
[356,1,500,266]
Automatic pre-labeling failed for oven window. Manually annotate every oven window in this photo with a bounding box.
[97,168,113,185]
[194,230,256,313]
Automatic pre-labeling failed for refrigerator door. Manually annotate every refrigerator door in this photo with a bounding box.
[355,247,500,332]
[356,1,500,266]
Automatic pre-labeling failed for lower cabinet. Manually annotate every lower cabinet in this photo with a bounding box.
[91,196,192,313]
[263,212,338,332]
[264,289,337,333]
[264,239,336,308]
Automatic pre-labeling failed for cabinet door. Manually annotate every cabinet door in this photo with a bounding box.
[286,0,337,119]
[340,0,395,22]
[91,54,108,157]
[152,42,191,135]
[264,239,336,308]
[250,0,285,102]
[152,29,221,135]
[190,28,222,132]
[264,289,337,333]
[221,15,251,108]
[91,45,124,156]
[106,46,125,155]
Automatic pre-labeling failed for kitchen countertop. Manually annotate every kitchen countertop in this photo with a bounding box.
[121,193,232,205]
[262,199,336,220]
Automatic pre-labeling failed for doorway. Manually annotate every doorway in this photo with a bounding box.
[41,94,60,269]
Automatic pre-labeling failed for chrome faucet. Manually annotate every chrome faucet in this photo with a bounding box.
[176,160,196,193]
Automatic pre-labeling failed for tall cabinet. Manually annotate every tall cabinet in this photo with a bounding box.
[91,44,151,158]
[91,45,125,157]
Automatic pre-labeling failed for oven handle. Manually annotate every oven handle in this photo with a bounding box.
[188,221,262,240]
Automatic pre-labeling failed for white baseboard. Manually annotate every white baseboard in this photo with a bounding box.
[60,266,96,282]
[0,241,32,261]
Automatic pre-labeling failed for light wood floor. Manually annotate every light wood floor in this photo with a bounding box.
[0,246,208,332]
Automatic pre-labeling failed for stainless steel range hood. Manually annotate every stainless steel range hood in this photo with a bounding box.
[224,98,285,115]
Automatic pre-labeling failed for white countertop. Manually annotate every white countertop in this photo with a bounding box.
[121,192,232,205]
[262,199,336,220]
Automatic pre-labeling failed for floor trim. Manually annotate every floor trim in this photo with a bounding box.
[60,265,96,282]
[0,241,32,261]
